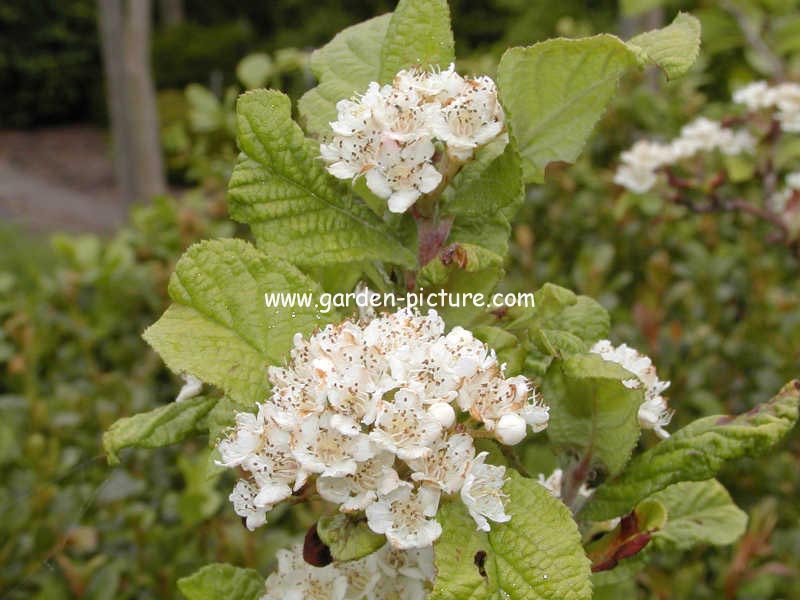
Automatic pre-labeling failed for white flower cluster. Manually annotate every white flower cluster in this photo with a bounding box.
[590,340,673,439]
[734,80,800,132]
[218,308,548,549]
[261,542,434,600]
[320,64,506,213]
[614,117,755,193]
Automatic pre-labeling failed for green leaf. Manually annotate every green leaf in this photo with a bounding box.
[298,14,391,138]
[627,13,702,80]
[143,239,328,406]
[237,53,274,89]
[432,471,592,600]
[508,283,610,362]
[229,89,416,269]
[378,0,455,81]
[177,563,264,600]
[442,139,524,219]
[103,396,215,466]
[584,380,800,521]
[648,480,748,550]
[543,353,645,476]
[497,13,700,183]
[497,35,638,183]
[316,514,386,562]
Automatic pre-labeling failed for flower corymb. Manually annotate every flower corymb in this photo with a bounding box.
[216,308,548,549]
[320,65,506,213]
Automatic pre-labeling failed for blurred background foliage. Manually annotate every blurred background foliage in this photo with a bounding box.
[1,0,800,598]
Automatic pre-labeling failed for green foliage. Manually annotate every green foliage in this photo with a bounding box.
[144,238,327,406]
[177,563,264,600]
[378,0,455,80]
[317,514,386,562]
[432,472,592,600]
[103,395,216,465]
[584,380,800,521]
[648,479,748,550]
[543,353,644,475]
[229,90,416,268]
[496,13,700,183]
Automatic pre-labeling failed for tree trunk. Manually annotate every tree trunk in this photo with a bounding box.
[98,0,136,204]
[98,0,165,204]
[124,0,165,200]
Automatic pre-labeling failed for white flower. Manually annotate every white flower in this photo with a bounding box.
[337,552,382,600]
[613,164,659,194]
[370,388,443,460]
[261,544,348,600]
[733,80,772,110]
[408,432,475,493]
[366,483,442,549]
[174,373,202,402]
[787,172,800,190]
[590,339,673,438]
[677,117,728,154]
[430,76,505,160]
[460,452,510,531]
[317,451,401,512]
[230,479,270,531]
[291,412,375,478]
[614,140,674,193]
[365,137,442,213]
[536,468,564,498]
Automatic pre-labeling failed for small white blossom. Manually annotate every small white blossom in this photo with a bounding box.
[366,484,442,549]
[614,140,674,193]
[408,432,475,493]
[733,80,773,110]
[461,452,510,532]
[261,544,348,600]
[174,373,202,402]
[370,388,443,461]
[317,451,401,512]
[590,339,674,438]
[229,479,270,531]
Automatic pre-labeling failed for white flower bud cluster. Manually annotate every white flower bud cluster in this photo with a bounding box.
[260,542,434,600]
[590,340,673,439]
[614,117,755,193]
[734,80,800,132]
[217,308,548,549]
[320,64,506,214]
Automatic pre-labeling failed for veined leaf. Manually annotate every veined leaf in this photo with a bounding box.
[628,12,702,80]
[543,353,644,476]
[379,0,454,81]
[229,90,415,269]
[103,396,215,465]
[178,563,263,600]
[584,380,800,521]
[432,471,592,600]
[648,479,748,550]
[143,239,328,406]
[298,14,391,138]
[497,13,700,183]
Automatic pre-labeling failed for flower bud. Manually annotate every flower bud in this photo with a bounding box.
[495,413,527,445]
[427,402,456,429]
